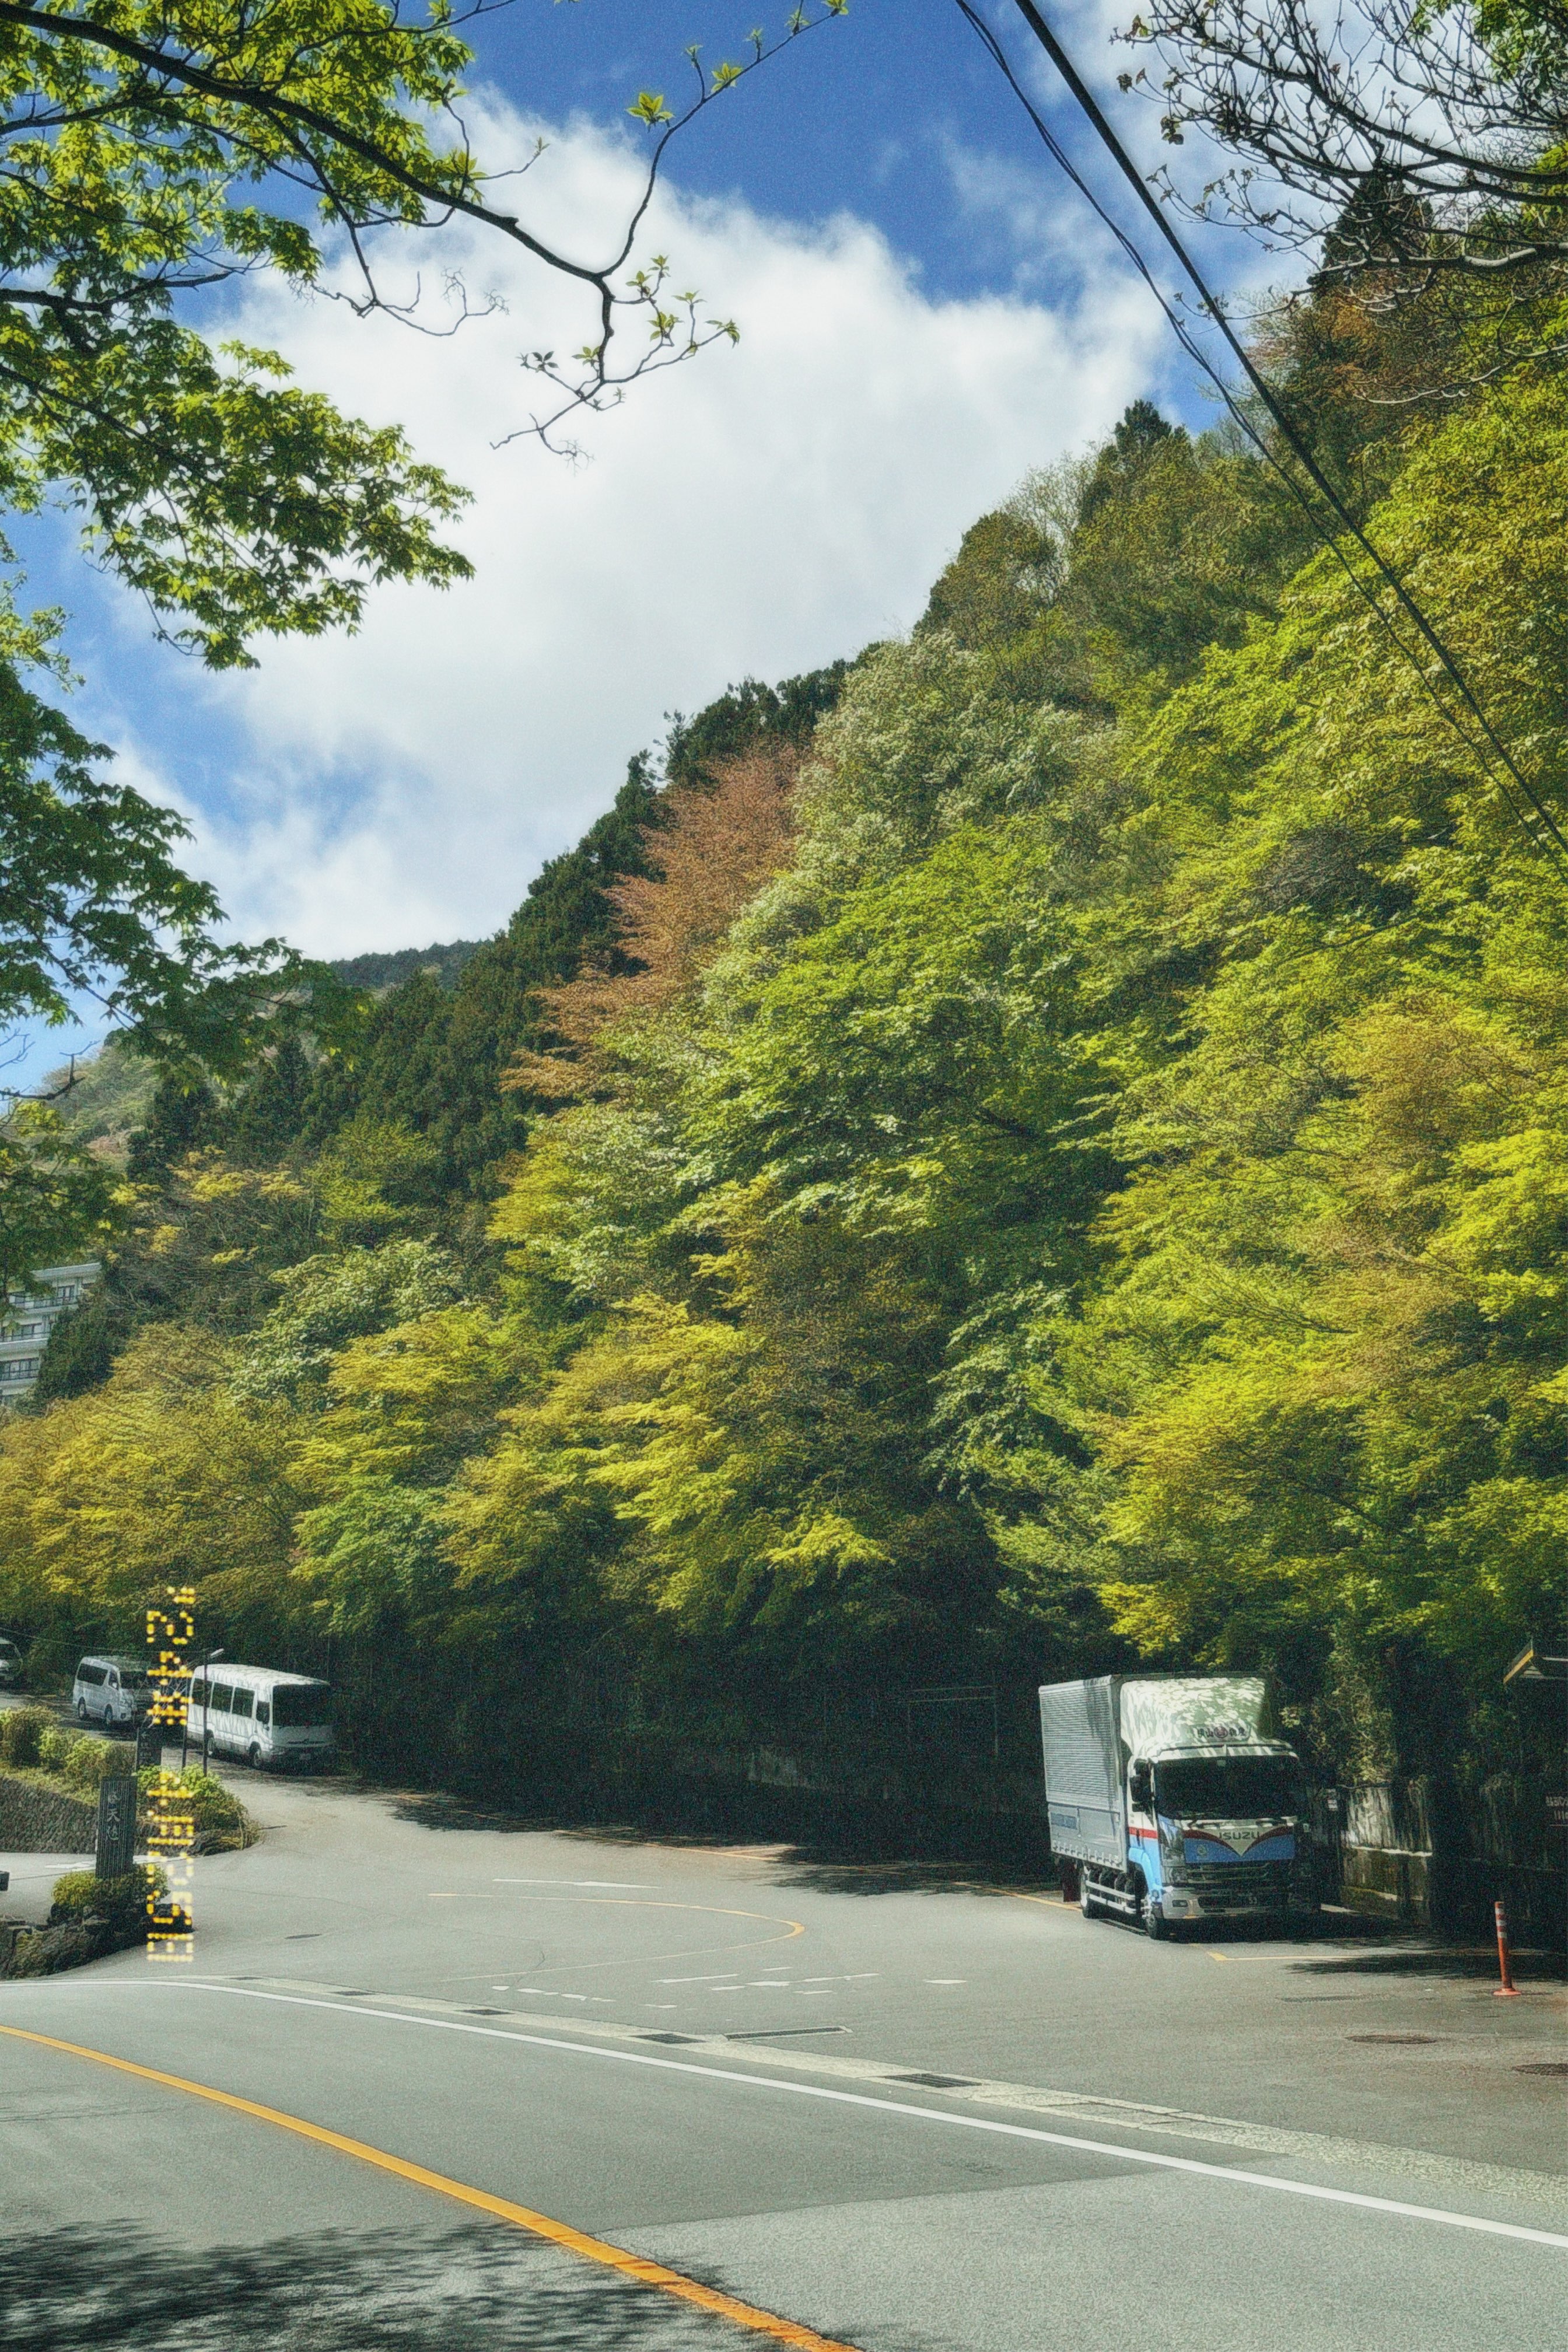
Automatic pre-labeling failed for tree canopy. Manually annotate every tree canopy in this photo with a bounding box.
[0,2,848,1273]
[2,4,1564,1849]
[5,323,1564,1817]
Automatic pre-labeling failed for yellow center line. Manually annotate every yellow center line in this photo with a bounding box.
[0,2022,859,2352]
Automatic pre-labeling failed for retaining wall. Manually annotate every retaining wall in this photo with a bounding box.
[1335,1774,1566,1943]
[0,1772,96,1853]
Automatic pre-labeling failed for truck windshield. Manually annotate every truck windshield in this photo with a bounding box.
[1157,1758,1301,1818]
[272,1683,332,1727]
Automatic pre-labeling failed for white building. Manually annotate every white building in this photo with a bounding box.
[0,1262,101,1405]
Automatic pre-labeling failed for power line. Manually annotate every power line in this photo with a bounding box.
[949,0,1568,880]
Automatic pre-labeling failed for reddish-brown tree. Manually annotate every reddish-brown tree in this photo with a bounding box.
[508,741,799,1097]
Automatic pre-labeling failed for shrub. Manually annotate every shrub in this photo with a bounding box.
[50,1864,168,1940]
[57,1737,135,1792]
[0,1705,51,1769]
[31,1726,129,1788]
[135,1766,252,1850]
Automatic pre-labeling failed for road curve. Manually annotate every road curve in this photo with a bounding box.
[3,1770,1564,2351]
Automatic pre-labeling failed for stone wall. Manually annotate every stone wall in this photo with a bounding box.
[0,1918,97,1977]
[0,1770,96,1853]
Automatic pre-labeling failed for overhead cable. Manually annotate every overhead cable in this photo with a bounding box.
[949,0,1568,878]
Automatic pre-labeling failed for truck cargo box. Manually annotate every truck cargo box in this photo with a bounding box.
[1039,1676,1124,1869]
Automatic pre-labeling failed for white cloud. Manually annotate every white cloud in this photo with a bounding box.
[131,102,1162,957]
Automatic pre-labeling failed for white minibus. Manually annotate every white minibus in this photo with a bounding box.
[186,1664,335,1772]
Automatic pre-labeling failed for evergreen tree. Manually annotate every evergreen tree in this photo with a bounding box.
[126,1077,220,1183]
[664,667,852,789]
[226,1035,313,1164]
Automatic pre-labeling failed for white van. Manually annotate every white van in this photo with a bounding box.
[186,1664,335,1773]
[73,1654,153,1730]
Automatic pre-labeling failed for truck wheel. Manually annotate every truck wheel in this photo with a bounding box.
[1143,1895,1167,1940]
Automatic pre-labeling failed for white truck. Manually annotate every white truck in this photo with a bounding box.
[1040,1674,1317,1938]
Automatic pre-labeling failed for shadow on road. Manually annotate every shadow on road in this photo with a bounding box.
[766,1855,1052,1899]
[0,2224,769,2351]
[1289,1942,1568,1982]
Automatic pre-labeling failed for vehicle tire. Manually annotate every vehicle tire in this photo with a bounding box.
[76,1699,88,1722]
[247,1744,262,1771]
[203,1731,215,1763]
[1143,1892,1167,1940]
[1079,1874,1096,1919]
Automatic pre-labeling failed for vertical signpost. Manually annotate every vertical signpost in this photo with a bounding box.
[94,1772,137,1880]
[143,1587,197,1959]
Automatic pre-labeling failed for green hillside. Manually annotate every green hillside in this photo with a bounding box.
[2,306,1563,1876]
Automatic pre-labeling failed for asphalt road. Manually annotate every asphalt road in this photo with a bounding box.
[3,1765,1565,2352]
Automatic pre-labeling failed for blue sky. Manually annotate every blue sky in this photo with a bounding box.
[15,0,1269,1090]
[475,0,1135,308]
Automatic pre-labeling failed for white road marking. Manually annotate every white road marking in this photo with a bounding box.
[183,1975,1568,2182]
[98,1983,1568,2252]
[493,1878,651,1889]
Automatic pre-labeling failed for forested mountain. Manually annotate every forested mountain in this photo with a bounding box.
[2,269,1564,1832]
[328,940,484,995]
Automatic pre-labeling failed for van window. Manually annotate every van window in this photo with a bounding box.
[210,1684,235,1713]
[254,1701,270,1726]
[76,1661,104,1686]
[189,1678,207,1709]
[272,1684,332,1728]
[231,1688,254,1720]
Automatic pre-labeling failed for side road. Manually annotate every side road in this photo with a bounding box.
[99,1765,1568,2176]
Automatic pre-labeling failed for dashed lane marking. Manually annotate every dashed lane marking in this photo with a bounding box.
[0,2022,862,2351]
